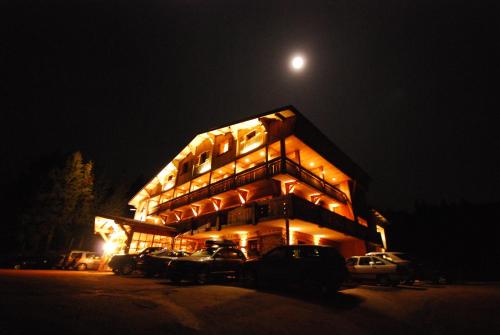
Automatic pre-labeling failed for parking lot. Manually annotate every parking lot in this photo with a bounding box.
[1,269,499,335]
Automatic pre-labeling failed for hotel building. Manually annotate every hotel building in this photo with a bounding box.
[95,106,388,258]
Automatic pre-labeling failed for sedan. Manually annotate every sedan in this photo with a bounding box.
[346,255,409,285]
[167,247,246,284]
[137,249,190,277]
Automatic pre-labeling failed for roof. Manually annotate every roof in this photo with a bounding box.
[128,105,371,207]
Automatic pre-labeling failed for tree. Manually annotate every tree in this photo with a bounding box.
[20,151,95,252]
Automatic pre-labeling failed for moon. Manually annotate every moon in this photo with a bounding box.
[291,55,305,70]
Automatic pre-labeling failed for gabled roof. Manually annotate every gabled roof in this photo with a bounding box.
[129,105,370,207]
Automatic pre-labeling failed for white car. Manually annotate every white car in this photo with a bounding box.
[346,255,408,285]
[64,250,102,271]
[365,252,413,265]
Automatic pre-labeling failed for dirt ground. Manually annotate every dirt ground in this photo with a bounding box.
[0,269,499,335]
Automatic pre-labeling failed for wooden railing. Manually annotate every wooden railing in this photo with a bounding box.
[151,157,347,214]
[168,194,382,245]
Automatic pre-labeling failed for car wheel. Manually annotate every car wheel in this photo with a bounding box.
[195,269,210,285]
[76,263,87,271]
[120,263,134,275]
[377,275,391,286]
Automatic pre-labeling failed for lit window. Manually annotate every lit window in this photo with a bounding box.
[219,140,229,154]
[199,151,209,165]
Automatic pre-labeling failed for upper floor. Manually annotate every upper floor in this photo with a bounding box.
[129,106,372,227]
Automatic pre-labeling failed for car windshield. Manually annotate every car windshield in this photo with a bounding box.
[191,248,216,257]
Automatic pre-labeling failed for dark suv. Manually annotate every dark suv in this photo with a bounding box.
[167,247,246,284]
[241,245,347,294]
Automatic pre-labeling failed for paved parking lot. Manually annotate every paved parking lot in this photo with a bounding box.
[1,269,499,335]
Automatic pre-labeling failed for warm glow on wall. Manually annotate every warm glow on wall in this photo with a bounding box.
[236,189,249,204]
[329,203,340,211]
[311,194,322,205]
[191,205,200,217]
[313,235,324,246]
[197,163,211,174]
[210,198,222,211]
[240,141,262,154]
[237,231,248,253]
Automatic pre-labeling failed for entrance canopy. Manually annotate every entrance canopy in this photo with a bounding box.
[95,214,176,255]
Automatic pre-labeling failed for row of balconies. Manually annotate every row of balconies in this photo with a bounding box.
[150,157,348,215]
[169,194,382,245]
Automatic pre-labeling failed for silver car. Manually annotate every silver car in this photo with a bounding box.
[346,255,408,285]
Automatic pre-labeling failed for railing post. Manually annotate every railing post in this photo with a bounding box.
[280,138,286,174]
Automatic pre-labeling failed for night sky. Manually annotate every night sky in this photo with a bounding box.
[1,0,496,210]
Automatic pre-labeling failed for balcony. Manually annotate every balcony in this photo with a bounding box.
[239,132,265,155]
[151,157,347,214]
[168,194,381,245]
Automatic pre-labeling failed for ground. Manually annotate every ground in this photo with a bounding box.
[0,270,499,335]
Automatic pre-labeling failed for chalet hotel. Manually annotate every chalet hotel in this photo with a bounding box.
[95,106,388,259]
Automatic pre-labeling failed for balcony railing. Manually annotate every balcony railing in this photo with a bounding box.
[168,194,381,245]
[151,157,347,214]
[239,132,265,154]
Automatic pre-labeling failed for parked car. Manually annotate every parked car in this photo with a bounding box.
[63,250,102,271]
[365,252,413,265]
[137,249,191,277]
[4,254,65,270]
[346,255,409,285]
[167,246,246,284]
[108,247,163,275]
[241,245,347,294]
[366,251,451,284]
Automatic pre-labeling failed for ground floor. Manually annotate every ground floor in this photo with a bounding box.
[96,214,374,259]
[1,269,498,335]
[174,218,370,259]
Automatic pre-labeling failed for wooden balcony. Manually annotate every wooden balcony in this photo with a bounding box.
[169,194,381,245]
[150,157,347,214]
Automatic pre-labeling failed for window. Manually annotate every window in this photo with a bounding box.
[219,140,229,155]
[246,131,256,140]
[264,247,289,261]
[359,257,371,266]
[373,258,385,265]
[299,247,321,258]
[181,162,189,174]
[199,151,209,165]
[346,258,357,266]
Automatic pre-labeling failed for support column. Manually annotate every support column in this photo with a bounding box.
[285,218,290,245]
[280,138,286,173]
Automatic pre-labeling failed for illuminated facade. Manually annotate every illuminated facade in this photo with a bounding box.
[96,106,387,258]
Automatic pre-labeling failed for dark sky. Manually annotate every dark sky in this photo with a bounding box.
[1,0,496,210]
